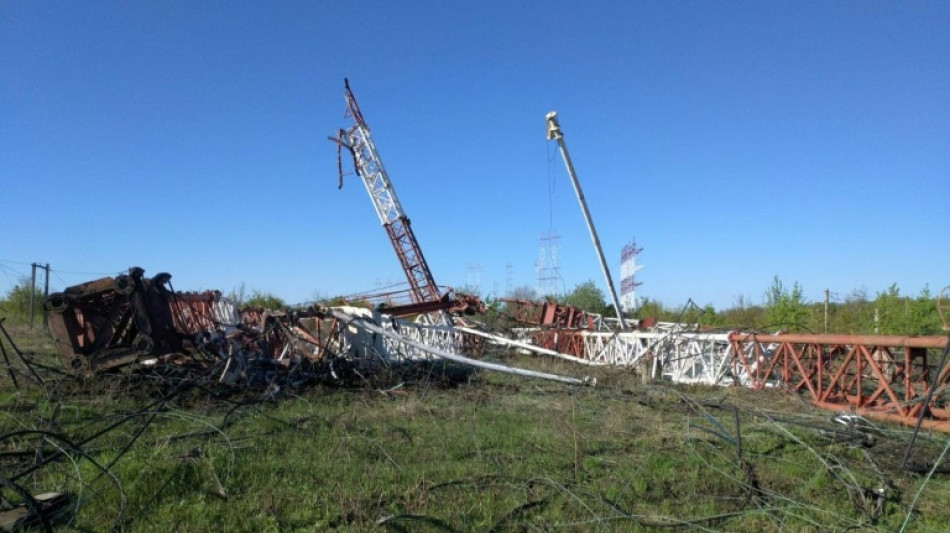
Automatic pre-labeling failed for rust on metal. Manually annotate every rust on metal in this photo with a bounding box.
[502,299,600,329]
[44,268,183,374]
[730,332,950,430]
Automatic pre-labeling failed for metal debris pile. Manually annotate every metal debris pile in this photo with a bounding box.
[37,267,587,393]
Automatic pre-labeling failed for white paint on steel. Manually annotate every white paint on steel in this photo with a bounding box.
[328,308,592,386]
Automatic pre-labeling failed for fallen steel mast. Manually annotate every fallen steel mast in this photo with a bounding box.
[332,79,445,319]
[545,112,627,329]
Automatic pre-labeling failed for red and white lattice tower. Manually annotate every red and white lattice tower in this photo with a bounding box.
[333,79,441,306]
[620,240,643,312]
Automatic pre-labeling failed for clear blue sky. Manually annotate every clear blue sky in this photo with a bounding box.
[2,1,948,309]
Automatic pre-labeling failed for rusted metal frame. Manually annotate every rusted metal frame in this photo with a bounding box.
[168,291,226,335]
[857,345,906,415]
[139,273,185,356]
[343,78,367,127]
[755,339,786,390]
[127,272,154,343]
[730,337,760,388]
[503,299,601,330]
[45,269,199,373]
[832,345,862,404]
[317,316,340,360]
[733,332,947,349]
[376,292,453,318]
[812,344,855,403]
[903,347,926,417]
[732,336,920,426]
[87,296,133,353]
[808,341,926,418]
[46,279,135,371]
[868,346,907,414]
[931,350,950,392]
[532,330,585,357]
[904,346,926,402]
[170,298,205,334]
[856,346,865,408]
[783,342,820,401]
[384,217,440,305]
[335,80,446,325]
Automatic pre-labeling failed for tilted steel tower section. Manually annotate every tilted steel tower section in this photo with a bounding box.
[546,111,627,329]
[334,79,442,306]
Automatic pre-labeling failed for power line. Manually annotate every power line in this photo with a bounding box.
[0,263,29,281]
[0,259,113,279]
[52,271,70,288]
[51,268,115,277]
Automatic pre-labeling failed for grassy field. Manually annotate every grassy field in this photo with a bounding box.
[2,321,950,532]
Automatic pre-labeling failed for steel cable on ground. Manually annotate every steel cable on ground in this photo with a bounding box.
[898,435,950,533]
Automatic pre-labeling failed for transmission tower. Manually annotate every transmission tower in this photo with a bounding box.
[620,240,644,312]
[536,232,561,297]
[466,263,482,294]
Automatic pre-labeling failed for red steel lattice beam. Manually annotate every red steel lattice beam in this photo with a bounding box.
[730,332,950,431]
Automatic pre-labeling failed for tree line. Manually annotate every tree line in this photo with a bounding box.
[497,276,946,336]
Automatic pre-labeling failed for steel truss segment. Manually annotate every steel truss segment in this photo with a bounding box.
[337,80,444,312]
[330,308,466,362]
[729,332,950,429]
[522,327,735,385]
[514,325,950,428]
[341,124,406,225]
[384,218,440,304]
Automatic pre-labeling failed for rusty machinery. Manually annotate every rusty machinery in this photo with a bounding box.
[44,268,237,374]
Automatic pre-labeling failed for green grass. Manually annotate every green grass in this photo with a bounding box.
[2,322,950,532]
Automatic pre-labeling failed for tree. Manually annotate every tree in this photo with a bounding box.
[873,283,903,335]
[909,285,942,335]
[244,290,286,311]
[719,294,765,329]
[563,280,607,314]
[829,287,873,334]
[763,276,810,331]
[0,278,44,322]
[507,285,537,302]
[873,283,942,335]
[699,303,719,327]
[636,297,665,321]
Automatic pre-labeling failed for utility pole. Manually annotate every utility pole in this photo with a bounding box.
[29,263,36,328]
[824,289,829,333]
[545,111,627,329]
[42,264,50,329]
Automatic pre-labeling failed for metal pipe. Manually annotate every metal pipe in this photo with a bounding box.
[42,263,50,330]
[29,262,36,328]
[455,326,604,366]
[545,112,627,329]
[728,332,947,349]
